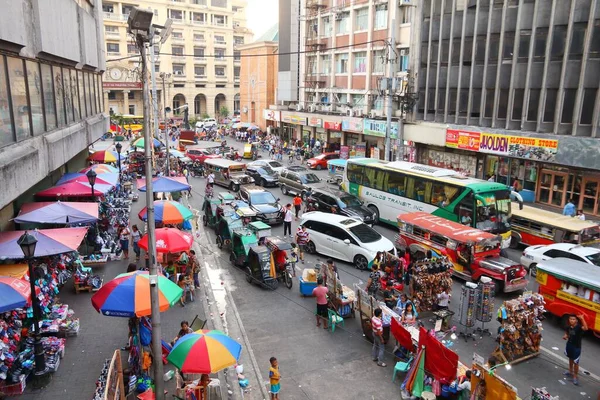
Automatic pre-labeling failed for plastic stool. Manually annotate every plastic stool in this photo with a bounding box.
[421,391,436,400]
[392,356,413,382]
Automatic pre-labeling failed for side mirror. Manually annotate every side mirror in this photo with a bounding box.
[344,239,351,245]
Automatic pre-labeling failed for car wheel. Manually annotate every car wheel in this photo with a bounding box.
[281,185,288,195]
[245,267,253,284]
[306,241,317,254]
[260,178,267,187]
[202,215,208,226]
[232,184,240,192]
[316,164,322,170]
[367,205,380,224]
[509,232,521,249]
[529,263,537,278]
[354,255,369,271]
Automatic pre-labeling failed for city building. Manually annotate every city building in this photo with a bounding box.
[101,0,253,119]
[267,0,414,156]
[409,0,600,215]
[239,24,279,131]
[0,0,108,229]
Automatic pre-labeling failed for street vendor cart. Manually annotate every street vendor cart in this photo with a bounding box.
[319,260,355,318]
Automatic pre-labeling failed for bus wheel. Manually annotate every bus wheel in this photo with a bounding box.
[509,233,521,249]
[529,263,537,278]
[367,205,380,224]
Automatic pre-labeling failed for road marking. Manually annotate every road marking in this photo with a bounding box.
[540,345,600,382]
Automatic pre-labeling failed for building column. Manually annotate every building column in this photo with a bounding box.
[123,90,130,114]
[103,90,111,115]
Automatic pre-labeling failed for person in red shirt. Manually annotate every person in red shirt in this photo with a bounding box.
[293,194,303,220]
[312,278,329,329]
[371,308,386,367]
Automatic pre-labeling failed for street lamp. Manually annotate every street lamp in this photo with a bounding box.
[115,142,123,187]
[86,169,97,201]
[17,232,50,387]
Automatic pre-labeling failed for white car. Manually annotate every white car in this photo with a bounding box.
[520,243,600,276]
[201,118,217,129]
[299,212,396,270]
[247,160,285,174]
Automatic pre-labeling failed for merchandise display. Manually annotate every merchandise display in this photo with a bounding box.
[531,387,559,400]
[458,285,477,341]
[409,257,453,312]
[475,280,495,335]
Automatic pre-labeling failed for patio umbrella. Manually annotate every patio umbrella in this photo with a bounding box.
[57,172,118,187]
[231,122,242,129]
[80,164,119,174]
[14,202,99,224]
[0,227,88,259]
[167,330,242,374]
[88,150,123,163]
[132,137,162,149]
[91,271,183,318]
[0,277,31,313]
[35,181,112,198]
[138,201,193,224]
[138,228,193,254]
[136,176,191,193]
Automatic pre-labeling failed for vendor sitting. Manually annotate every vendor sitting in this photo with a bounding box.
[401,303,416,325]
[171,320,193,346]
[165,260,177,281]
[382,288,397,309]
[456,370,472,400]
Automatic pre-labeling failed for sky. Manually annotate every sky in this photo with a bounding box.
[246,0,279,41]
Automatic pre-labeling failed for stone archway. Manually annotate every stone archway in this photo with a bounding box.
[214,93,227,118]
[172,93,186,115]
[194,94,207,116]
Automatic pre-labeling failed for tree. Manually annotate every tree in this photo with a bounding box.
[201,112,210,120]
[219,106,229,119]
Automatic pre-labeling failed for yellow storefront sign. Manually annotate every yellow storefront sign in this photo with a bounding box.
[556,290,600,313]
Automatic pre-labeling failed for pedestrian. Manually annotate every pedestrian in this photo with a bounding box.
[283,204,293,238]
[365,263,381,296]
[165,260,176,282]
[312,277,329,329]
[563,314,588,386]
[563,198,576,216]
[295,225,310,264]
[171,320,193,346]
[131,225,141,261]
[576,209,586,220]
[269,357,281,399]
[293,194,302,220]
[371,307,386,367]
[118,224,130,259]
[436,287,450,310]
[189,250,200,289]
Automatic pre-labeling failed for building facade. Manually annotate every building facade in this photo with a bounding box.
[0,0,108,229]
[239,25,278,131]
[101,0,253,119]
[409,0,600,215]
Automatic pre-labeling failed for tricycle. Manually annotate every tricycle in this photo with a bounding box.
[326,158,347,186]
[245,245,279,290]
[230,227,260,267]
[264,237,294,289]
[243,143,259,160]
[201,198,222,228]
[215,207,256,249]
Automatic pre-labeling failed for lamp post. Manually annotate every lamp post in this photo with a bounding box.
[17,232,50,387]
[115,142,123,187]
[86,169,97,201]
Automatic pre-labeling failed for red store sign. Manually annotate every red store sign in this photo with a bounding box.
[324,121,341,131]
[445,129,481,151]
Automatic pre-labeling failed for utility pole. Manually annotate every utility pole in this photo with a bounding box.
[149,40,169,175]
[384,18,396,162]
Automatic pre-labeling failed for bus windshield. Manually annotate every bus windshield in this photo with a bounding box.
[475,190,511,234]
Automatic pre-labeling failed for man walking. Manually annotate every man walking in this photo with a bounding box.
[312,278,329,329]
[189,250,200,289]
[295,225,310,264]
[283,204,293,238]
[563,314,588,385]
[563,198,576,216]
[371,308,386,367]
[293,194,303,220]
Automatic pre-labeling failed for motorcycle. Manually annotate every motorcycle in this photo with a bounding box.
[225,152,242,162]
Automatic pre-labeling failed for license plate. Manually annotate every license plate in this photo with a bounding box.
[268,219,278,223]
[511,278,523,284]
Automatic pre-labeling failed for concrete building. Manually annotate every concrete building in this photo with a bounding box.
[409,0,600,216]
[239,24,279,131]
[101,0,253,120]
[0,0,108,229]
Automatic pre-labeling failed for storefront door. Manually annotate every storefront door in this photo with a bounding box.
[581,177,600,215]
[537,170,568,207]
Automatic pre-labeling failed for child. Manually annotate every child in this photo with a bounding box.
[269,357,281,399]
[178,275,193,306]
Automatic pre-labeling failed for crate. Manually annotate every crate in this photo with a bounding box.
[0,375,27,396]
[74,282,92,293]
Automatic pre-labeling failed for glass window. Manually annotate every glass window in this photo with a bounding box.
[484,89,495,118]
[373,50,385,73]
[347,162,364,185]
[215,66,225,76]
[107,43,120,53]
[353,51,366,73]
[25,61,44,134]
[0,56,14,145]
[233,50,240,61]
[322,16,331,37]
[518,31,531,59]
[569,23,586,60]
[335,53,348,73]
[336,12,349,34]
[375,5,387,30]
[321,55,330,74]
[497,89,509,119]
[355,8,368,31]
[63,69,74,124]
[54,67,66,127]
[86,72,94,117]
[78,70,87,118]
[384,171,407,196]
[551,25,567,60]
[544,89,558,123]
[234,66,240,77]
[561,89,576,123]
[94,74,101,115]
[98,75,104,114]
[502,32,514,60]
[41,63,56,130]
[91,73,98,115]
[194,66,205,76]
[527,89,540,121]
[172,46,184,56]
[7,57,31,140]
[591,20,600,57]
[71,68,81,120]
[173,64,185,75]
[215,49,225,59]
[580,88,597,125]
[533,28,547,59]
[512,89,524,121]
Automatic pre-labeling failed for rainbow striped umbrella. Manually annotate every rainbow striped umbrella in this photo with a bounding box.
[132,137,162,149]
[167,330,242,373]
[91,271,182,318]
[80,164,119,174]
[138,200,194,224]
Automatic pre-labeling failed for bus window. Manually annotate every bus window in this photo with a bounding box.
[415,180,427,202]
[385,170,406,196]
[373,168,386,191]
[364,166,377,188]
[347,163,364,184]
[405,176,416,199]
[423,181,433,204]
[458,192,474,225]
[431,182,449,207]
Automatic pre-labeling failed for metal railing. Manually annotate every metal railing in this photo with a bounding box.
[103,12,128,21]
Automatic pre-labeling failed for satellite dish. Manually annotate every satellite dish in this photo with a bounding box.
[159,19,173,44]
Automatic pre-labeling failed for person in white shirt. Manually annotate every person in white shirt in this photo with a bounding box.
[436,288,450,310]
[207,172,215,187]
[576,209,586,220]
[457,370,472,399]
[283,204,294,238]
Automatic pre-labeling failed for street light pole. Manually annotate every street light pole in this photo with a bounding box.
[160,73,171,176]
[384,19,396,162]
[115,142,123,188]
[86,169,97,201]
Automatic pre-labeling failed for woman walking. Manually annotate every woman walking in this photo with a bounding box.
[118,224,130,259]
[131,225,142,261]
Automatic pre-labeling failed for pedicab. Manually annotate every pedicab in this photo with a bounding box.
[244,245,279,290]
[201,197,222,228]
[326,159,347,186]
[215,207,256,249]
[201,193,245,229]
[230,221,271,267]
[218,191,236,205]
[264,237,295,289]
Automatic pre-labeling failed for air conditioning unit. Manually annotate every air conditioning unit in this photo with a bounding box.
[296,103,304,111]
[400,48,409,56]
[354,108,364,117]
[308,104,317,112]
[370,110,383,118]
[346,108,352,117]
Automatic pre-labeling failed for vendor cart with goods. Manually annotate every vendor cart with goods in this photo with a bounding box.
[299,268,319,296]
[127,151,145,176]
[407,257,453,313]
[397,212,528,294]
[355,284,391,343]
[318,260,355,318]
[230,222,271,267]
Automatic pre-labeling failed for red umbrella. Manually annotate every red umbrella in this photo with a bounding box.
[35,182,111,198]
[138,228,193,254]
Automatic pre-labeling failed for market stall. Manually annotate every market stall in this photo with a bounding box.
[319,261,355,318]
[409,257,453,312]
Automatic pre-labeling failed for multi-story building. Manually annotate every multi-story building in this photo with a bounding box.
[0,0,108,229]
[239,24,279,131]
[409,0,600,216]
[101,0,253,119]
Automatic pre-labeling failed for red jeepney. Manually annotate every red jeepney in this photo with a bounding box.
[397,212,528,293]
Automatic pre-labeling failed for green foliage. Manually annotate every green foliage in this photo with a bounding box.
[219,106,229,118]
[201,112,210,119]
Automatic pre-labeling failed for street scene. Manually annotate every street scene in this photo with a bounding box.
[0,0,600,400]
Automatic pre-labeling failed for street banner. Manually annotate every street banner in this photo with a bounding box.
[340,146,349,159]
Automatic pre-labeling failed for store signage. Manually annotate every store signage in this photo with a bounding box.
[324,121,341,131]
[308,117,322,127]
[354,142,366,158]
[330,131,342,138]
[340,145,349,159]
[363,119,398,138]
[282,114,307,125]
[342,118,363,132]
[445,129,480,151]
[371,147,380,160]
[103,82,142,89]
[263,109,281,121]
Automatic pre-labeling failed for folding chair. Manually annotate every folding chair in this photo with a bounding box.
[327,309,345,333]
[392,356,414,382]
[190,315,207,331]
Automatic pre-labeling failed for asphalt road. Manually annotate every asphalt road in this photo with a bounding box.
[187,139,600,399]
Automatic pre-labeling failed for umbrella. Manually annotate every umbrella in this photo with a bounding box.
[15,202,99,224]
[91,271,183,318]
[133,137,162,149]
[138,228,193,254]
[36,181,112,198]
[80,164,119,174]
[0,277,31,313]
[57,172,118,187]
[88,150,124,163]
[167,330,242,373]
[136,176,191,193]
[168,149,185,158]
[0,228,88,258]
[138,201,194,224]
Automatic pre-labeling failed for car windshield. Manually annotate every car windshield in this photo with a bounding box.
[585,252,600,266]
[250,192,277,204]
[301,173,320,184]
[260,166,275,175]
[269,161,283,168]
[338,196,362,209]
[475,190,511,234]
[348,223,382,243]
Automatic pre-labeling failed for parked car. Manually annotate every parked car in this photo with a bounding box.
[279,167,325,199]
[306,152,339,170]
[299,212,396,270]
[520,242,600,276]
[238,186,285,225]
[200,118,217,129]
[185,148,220,163]
[307,188,376,225]
[246,164,279,187]
[248,160,286,174]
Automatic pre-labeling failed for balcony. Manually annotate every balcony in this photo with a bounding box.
[171,55,186,62]
[191,20,206,25]
[215,74,227,80]
[214,57,227,64]
[195,74,207,80]
[212,21,227,27]
[173,72,186,78]
[104,30,120,38]
[214,41,227,47]
[171,36,185,43]
[193,38,206,44]
[104,12,128,21]
[194,57,206,62]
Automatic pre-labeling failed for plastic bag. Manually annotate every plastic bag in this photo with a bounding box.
[139,323,152,346]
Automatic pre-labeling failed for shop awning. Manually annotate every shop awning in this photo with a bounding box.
[57,172,118,187]
[14,202,99,224]
[136,176,191,193]
[35,181,112,198]
[0,227,88,258]
[0,264,28,279]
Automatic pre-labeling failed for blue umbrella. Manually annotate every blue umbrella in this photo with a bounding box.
[137,176,191,193]
[0,278,31,313]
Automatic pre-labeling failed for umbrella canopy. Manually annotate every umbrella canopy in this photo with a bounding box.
[57,172,118,187]
[132,137,162,149]
[136,176,191,193]
[138,201,194,224]
[88,150,124,163]
[0,228,88,259]
[167,330,242,373]
[36,181,112,198]
[138,228,193,254]
[0,277,31,313]
[80,164,119,174]
[91,271,183,318]
[15,202,99,224]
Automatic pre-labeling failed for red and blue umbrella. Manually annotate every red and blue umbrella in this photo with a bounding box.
[0,277,31,313]
[167,330,242,373]
[138,201,194,224]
